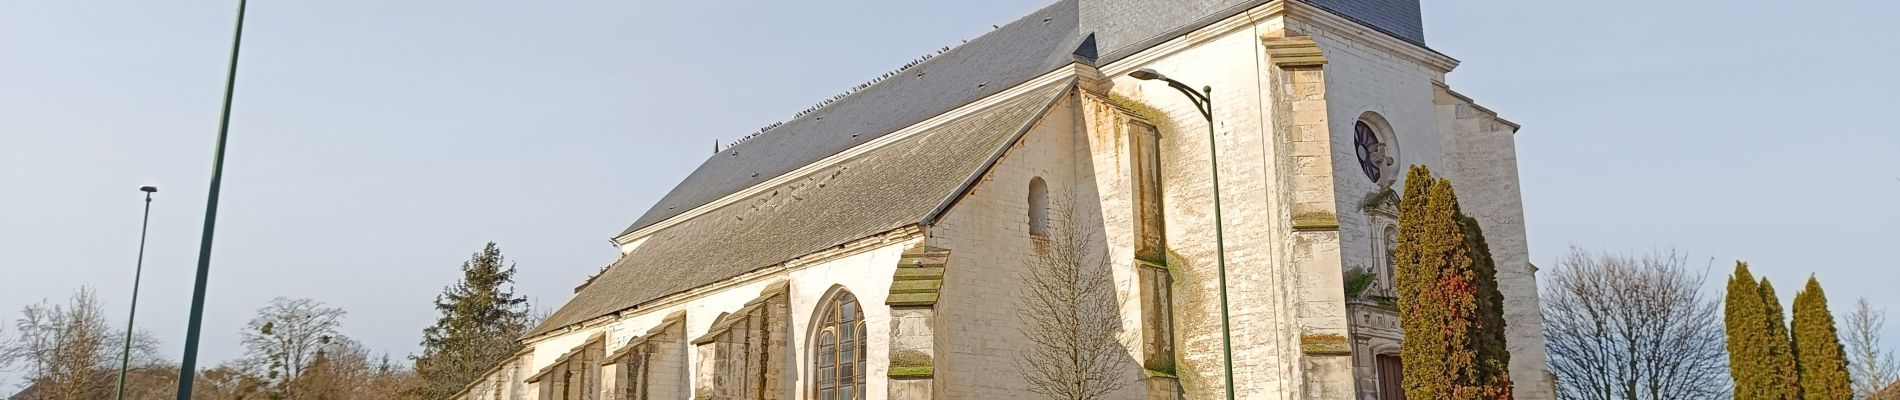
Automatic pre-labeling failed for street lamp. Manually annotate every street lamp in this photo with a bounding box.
[1130,68,1236,400]
[176,0,249,397]
[114,186,157,400]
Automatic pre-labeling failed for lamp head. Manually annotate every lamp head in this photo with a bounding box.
[140,186,158,193]
[1129,68,1167,81]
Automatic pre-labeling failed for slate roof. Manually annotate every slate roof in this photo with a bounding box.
[619,1,1088,236]
[531,83,1070,337]
[619,0,1426,238]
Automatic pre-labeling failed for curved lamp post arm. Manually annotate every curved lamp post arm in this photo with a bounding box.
[1162,79,1213,122]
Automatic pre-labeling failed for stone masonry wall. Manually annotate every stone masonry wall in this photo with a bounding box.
[1437,87,1555,399]
[928,87,1132,398]
[508,237,910,399]
[1104,14,1301,400]
[1286,11,1555,399]
[486,3,1550,399]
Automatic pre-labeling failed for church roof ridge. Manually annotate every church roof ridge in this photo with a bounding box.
[725,45,955,153]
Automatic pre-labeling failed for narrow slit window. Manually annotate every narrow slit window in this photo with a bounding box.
[1029,177,1051,236]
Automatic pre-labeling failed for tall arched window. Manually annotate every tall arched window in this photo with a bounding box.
[1028,177,1050,236]
[812,291,866,400]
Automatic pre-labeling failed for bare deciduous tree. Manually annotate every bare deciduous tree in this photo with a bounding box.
[1543,248,1730,400]
[1844,297,1898,399]
[239,297,345,396]
[190,361,270,399]
[1018,198,1130,400]
[287,336,417,400]
[0,287,161,400]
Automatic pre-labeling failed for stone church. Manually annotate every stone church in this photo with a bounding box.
[454,0,1553,399]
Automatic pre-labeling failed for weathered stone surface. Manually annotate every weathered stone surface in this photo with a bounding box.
[457,2,1552,400]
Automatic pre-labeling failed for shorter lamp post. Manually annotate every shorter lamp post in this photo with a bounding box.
[115,185,157,400]
[1130,68,1236,400]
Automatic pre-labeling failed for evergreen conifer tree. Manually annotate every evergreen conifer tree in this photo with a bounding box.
[1727,264,1770,397]
[1394,165,1513,400]
[1728,263,1803,400]
[1458,215,1513,385]
[1763,279,1805,399]
[1793,277,1855,400]
[411,242,531,399]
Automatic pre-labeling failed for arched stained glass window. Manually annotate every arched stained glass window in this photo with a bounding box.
[812,291,867,400]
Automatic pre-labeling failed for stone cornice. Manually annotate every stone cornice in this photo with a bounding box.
[1098,1,1457,77]
[1435,82,1521,132]
[526,227,924,345]
[1281,0,1458,73]
[1261,35,1327,67]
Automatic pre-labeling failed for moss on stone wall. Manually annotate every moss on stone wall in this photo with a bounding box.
[1162,248,1191,283]
[1363,188,1399,210]
[889,349,933,368]
[1343,267,1376,298]
[1301,333,1350,355]
[1292,210,1340,230]
[1107,93,1177,134]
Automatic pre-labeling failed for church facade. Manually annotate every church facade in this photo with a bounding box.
[454,0,1553,399]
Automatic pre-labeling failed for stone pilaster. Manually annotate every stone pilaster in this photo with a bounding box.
[605,311,686,400]
[1137,258,1181,399]
[1081,89,1183,400]
[691,283,789,400]
[528,333,605,400]
[1262,33,1354,400]
[886,243,946,400]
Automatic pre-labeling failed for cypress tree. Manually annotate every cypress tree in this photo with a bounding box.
[1763,279,1804,399]
[1793,277,1855,399]
[1394,165,1513,400]
[1730,263,1803,400]
[411,242,531,399]
[1727,264,1769,397]
[1459,215,1512,386]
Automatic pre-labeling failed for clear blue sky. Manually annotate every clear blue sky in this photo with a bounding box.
[2,0,1894,388]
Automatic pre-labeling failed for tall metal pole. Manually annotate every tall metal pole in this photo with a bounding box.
[176,0,248,397]
[1132,68,1236,400]
[1191,85,1238,400]
[115,186,158,400]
